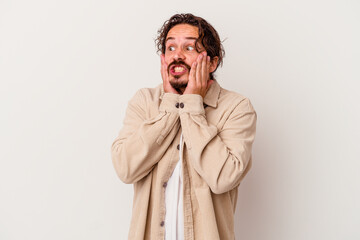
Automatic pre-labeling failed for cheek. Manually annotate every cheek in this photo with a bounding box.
[189,56,198,66]
[164,54,172,64]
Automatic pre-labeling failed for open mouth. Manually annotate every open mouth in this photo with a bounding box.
[169,64,188,76]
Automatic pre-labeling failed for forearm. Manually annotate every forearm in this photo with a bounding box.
[179,94,257,194]
[111,91,180,184]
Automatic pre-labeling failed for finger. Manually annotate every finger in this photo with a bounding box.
[161,54,168,81]
[161,54,176,93]
[161,55,167,72]
[196,53,203,86]
[160,54,165,76]
[201,52,208,87]
[205,55,211,86]
[189,61,197,87]
[207,56,211,72]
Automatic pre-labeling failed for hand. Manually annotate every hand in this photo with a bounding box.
[183,51,214,99]
[160,54,179,94]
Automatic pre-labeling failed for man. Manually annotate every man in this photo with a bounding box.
[111,13,257,240]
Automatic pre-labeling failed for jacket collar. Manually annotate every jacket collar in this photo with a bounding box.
[160,80,220,108]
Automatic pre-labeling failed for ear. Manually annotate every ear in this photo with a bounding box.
[209,56,219,73]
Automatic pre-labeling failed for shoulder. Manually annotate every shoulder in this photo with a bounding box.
[218,86,256,113]
[130,84,163,103]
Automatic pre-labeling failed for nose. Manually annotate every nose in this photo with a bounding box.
[173,48,185,61]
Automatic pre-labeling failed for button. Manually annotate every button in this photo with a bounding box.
[163,182,167,188]
[160,221,165,227]
[175,102,180,108]
[177,144,180,150]
[179,102,184,108]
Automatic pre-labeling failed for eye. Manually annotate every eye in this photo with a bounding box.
[168,46,175,51]
[186,46,194,51]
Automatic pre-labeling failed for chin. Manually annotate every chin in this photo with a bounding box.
[170,77,188,90]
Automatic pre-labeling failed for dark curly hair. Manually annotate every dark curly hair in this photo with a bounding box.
[156,13,225,80]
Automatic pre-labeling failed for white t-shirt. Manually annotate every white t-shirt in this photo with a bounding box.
[164,133,184,240]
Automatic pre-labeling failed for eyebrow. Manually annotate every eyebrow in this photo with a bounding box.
[165,37,198,44]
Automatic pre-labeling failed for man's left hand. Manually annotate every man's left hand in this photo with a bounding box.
[183,51,214,99]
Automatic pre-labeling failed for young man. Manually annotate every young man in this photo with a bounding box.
[111,13,257,240]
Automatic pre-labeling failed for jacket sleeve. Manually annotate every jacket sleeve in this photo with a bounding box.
[111,90,180,184]
[178,94,257,194]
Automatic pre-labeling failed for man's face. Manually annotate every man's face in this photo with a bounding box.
[164,24,205,90]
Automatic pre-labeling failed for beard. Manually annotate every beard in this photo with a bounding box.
[168,60,191,91]
[170,77,188,90]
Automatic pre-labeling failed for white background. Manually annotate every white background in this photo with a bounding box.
[1,0,359,239]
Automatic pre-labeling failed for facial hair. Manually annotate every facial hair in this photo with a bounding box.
[168,60,191,90]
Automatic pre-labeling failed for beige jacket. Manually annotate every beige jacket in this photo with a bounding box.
[111,81,257,240]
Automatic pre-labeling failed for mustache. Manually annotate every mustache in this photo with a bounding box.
[167,60,191,72]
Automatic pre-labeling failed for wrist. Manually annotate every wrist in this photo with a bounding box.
[178,94,205,115]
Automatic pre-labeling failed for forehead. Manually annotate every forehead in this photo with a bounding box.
[166,24,199,42]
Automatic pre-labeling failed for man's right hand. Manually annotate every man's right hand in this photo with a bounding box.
[161,54,179,94]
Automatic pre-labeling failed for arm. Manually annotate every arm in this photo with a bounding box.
[179,94,257,194]
[111,89,180,184]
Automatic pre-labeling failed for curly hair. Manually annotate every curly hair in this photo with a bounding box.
[156,13,225,80]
